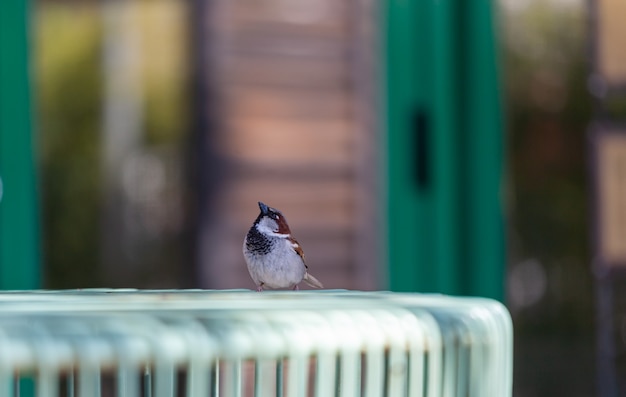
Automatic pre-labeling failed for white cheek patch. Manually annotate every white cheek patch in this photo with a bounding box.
[257,217,277,233]
[270,232,291,238]
[256,220,290,238]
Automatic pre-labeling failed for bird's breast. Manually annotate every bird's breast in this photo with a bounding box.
[244,235,306,289]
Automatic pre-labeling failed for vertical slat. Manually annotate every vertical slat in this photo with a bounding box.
[221,360,242,397]
[286,356,307,397]
[357,311,385,397]
[468,331,484,397]
[275,360,283,397]
[155,361,175,397]
[469,322,482,397]
[77,338,103,397]
[0,339,16,397]
[455,337,470,397]
[187,361,211,397]
[407,336,425,397]
[37,368,59,397]
[478,303,512,397]
[441,329,457,397]
[497,303,514,397]
[212,361,219,397]
[255,359,275,397]
[117,362,139,397]
[78,363,101,397]
[0,368,13,397]
[338,351,360,397]
[66,370,75,397]
[143,366,152,397]
[314,353,336,397]
[385,347,407,396]
[375,311,409,397]
[184,322,213,397]
[425,319,442,397]
[363,349,383,397]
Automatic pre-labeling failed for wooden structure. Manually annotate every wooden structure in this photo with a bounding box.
[193,0,379,290]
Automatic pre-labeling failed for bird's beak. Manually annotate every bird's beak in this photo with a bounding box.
[258,201,269,215]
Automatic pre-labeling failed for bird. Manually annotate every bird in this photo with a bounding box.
[243,201,324,291]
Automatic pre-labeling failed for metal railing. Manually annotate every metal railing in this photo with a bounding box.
[0,290,512,397]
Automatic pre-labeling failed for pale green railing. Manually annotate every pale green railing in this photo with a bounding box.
[0,290,512,397]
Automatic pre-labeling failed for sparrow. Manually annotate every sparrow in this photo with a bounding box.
[243,201,324,291]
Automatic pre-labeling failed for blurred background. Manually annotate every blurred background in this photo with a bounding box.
[1,0,625,395]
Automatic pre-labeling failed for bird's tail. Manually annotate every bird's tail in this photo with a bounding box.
[303,272,324,289]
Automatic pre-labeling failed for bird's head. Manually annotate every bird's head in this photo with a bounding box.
[254,201,292,236]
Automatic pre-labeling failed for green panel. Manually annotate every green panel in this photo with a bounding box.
[461,1,505,300]
[431,0,461,294]
[0,0,41,289]
[384,0,504,301]
[385,0,428,292]
[386,0,463,294]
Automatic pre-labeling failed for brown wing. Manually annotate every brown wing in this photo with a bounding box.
[290,235,323,288]
[288,236,308,268]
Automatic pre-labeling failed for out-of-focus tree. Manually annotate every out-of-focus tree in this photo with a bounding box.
[35,4,103,288]
[502,1,594,396]
[504,0,591,330]
[34,0,189,288]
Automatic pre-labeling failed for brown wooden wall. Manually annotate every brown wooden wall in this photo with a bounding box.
[195,0,380,290]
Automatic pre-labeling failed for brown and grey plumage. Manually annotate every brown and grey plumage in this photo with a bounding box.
[243,202,323,291]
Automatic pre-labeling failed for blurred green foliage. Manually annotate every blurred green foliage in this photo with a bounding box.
[34,1,189,288]
[502,2,595,396]
[34,4,103,288]
[138,0,188,146]
[503,0,592,332]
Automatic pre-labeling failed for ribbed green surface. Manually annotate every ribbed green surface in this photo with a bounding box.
[0,0,41,290]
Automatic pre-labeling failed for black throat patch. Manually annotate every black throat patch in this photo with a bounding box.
[245,226,273,255]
